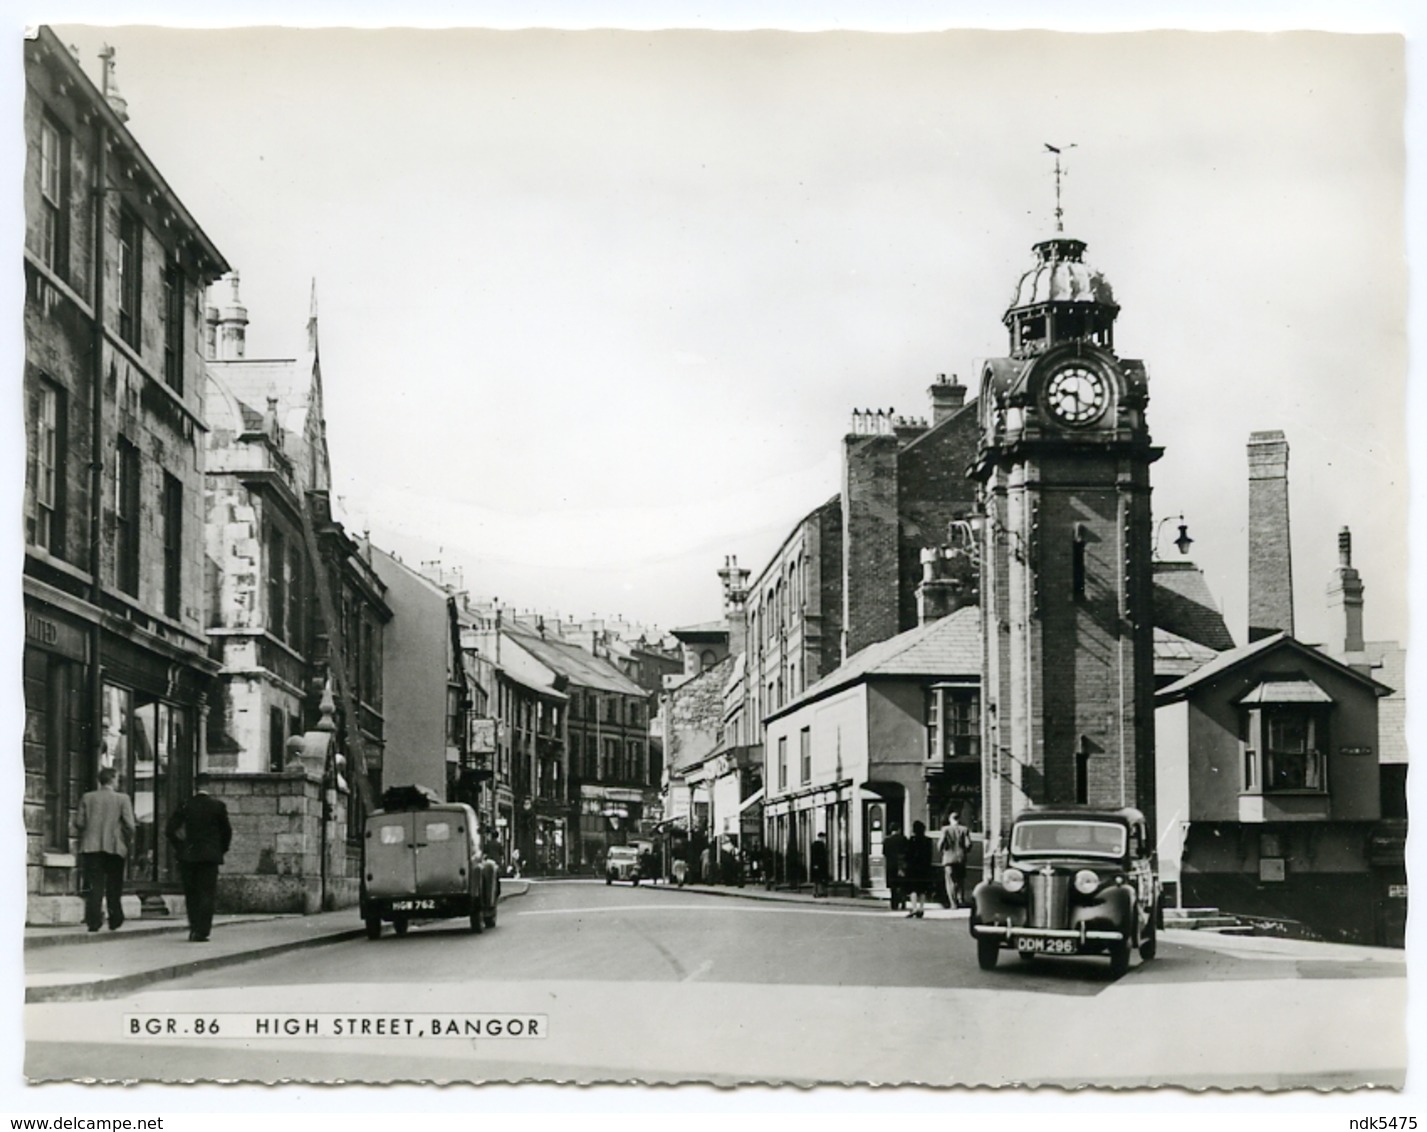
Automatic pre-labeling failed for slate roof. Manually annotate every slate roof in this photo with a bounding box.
[768,605,981,722]
[1152,561,1235,652]
[507,629,646,697]
[209,358,312,439]
[1156,632,1393,704]
[1153,627,1221,682]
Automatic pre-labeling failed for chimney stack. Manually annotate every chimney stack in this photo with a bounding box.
[1247,430,1294,642]
[1327,525,1368,670]
[928,373,967,424]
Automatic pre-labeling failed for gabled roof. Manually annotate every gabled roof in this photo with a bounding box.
[506,629,646,697]
[1156,632,1393,704]
[1152,561,1235,652]
[1153,627,1221,681]
[768,606,981,723]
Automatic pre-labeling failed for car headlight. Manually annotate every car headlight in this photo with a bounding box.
[1001,867,1025,893]
[1074,869,1100,895]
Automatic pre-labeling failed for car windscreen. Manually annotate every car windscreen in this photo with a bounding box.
[1011,820,1127,859]
[608,848,638,859]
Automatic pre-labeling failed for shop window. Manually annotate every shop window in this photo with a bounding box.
[42,657,75,852]
[103,682,192,885]
[38,117,69,278]
[114,437,141,596]
[32,379,65,555]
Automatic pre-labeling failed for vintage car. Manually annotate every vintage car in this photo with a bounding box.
[360,785,501,940]
[605,845,642,884]
[970,806,1159,978]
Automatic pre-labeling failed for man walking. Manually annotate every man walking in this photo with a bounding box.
[76,767,136,932]
[165,786,232,942]
[810,831,830,898]
[939,808,973,908]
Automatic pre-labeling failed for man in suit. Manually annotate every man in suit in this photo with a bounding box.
[76,767,137,932]
[165,787,232,942]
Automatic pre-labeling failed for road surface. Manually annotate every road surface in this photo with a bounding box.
[25,879,1406,1087]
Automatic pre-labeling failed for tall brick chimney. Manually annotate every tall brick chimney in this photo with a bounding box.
[1327,525,1368,671]
[928,373,967,425]
[1247,430,1294,641]
[843,417,901,660]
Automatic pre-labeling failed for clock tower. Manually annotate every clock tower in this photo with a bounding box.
[972,232,1161,842]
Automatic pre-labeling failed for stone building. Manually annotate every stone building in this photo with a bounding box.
[22,30,230,922]
[202,281,389,911]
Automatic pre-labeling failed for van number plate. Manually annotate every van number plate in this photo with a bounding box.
[392,899,436,911]
[1016,937,1077,955]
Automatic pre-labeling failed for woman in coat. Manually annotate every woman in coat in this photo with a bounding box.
[903,820,934,919]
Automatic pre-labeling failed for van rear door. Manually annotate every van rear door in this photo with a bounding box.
[366,812,415,898]
[414,810,470,897]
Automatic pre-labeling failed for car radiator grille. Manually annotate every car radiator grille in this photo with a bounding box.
[1027,871,1069,929]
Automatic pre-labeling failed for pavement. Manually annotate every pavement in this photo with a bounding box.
[26,875,1402,1004]
[23,880,531,1004]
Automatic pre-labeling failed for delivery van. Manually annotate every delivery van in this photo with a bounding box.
[360,784,500,940]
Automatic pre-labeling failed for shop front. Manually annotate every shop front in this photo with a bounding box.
[98,630,213,899]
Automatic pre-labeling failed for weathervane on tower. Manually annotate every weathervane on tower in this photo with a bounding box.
[1044,142,1077,232]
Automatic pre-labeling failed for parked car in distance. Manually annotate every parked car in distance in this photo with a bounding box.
[360,784,501,939]
[970,806,1159,978]
[606,844,642,885]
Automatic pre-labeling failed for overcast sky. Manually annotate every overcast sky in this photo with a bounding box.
[45,15,1411,650]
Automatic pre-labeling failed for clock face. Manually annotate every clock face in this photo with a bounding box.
[1045,365,1108,425]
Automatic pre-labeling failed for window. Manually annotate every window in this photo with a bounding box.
[268,527,286,640]
[799,727,811,784]
[268,707,286,773]
[161,473,182,619]
[1243,705,1327,793]
[777,735,787,791]
[38,118,69,277]
[32,380,64,554]
[162,262,184,393]
[114,437,140,595]
[118,210,143,348]
[928,685,981,761]
[286,540,303,651]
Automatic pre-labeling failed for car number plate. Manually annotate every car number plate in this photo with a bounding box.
[392,899,436,911]
[1016,937,1077,955]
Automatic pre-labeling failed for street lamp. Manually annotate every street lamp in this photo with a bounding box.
[1154,514,1194,560]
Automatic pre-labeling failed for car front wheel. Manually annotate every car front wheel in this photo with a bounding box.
[1109,939,1131,978]
[1139,905,1158,961]
[976,934,1000,971]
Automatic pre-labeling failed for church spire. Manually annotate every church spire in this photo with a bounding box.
[306,277,319,354]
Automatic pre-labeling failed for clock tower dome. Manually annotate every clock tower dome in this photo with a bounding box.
[972,231,1161,841]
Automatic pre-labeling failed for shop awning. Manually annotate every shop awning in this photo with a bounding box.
[738,787,765,814]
